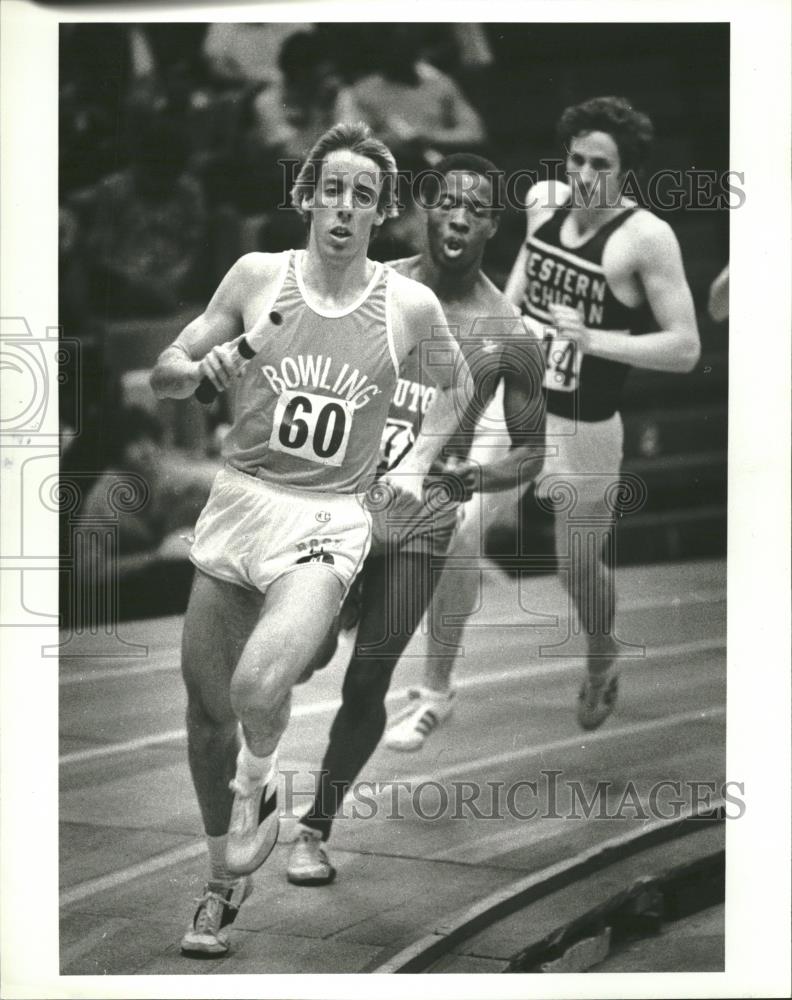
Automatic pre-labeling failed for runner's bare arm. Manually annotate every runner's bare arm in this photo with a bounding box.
[480,337,547,490]
[388,279,471,480]
[449,336,548,494]
[708,264,729,323]
[504,243,529,307]
[150,254,279,399]
[549,217,700,373]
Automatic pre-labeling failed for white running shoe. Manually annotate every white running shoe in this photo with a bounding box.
[286,825,336,886]
[577,670,619,731]
[225,759,280,876]
[384,686,455,751]
[180,877,253,957]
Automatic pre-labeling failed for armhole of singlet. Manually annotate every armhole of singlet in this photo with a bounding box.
[383,268,401,378]
[172,250,292,355]
[243,250,293,340]
[262,250,292,317]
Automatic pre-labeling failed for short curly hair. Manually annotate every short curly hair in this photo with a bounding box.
[557,96,655,176]
[432,152,505,213]
[290,122,399,219]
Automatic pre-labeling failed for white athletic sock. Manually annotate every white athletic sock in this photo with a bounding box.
[206,833,237,889]
[235,736,276,792]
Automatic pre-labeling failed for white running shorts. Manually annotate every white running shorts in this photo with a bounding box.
[190,465,372,596]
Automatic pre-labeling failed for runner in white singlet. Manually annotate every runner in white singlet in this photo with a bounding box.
[150,123,469,956]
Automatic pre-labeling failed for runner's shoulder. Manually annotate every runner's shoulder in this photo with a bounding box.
[623,206,674,243]
[618,208,680,265]
[526,179,570,215]
[230,251,290,287]
[212,251,289,309]
[387,255,422,280]
[387,265,444,318]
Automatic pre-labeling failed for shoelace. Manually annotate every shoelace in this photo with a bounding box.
[296,832,329,867]
[192,889,237,932]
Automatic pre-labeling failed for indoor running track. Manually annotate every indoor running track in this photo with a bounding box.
[59,557,726,975]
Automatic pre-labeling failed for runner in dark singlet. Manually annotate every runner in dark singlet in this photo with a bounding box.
[506,96,700,730]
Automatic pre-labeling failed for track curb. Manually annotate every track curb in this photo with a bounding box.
[365,802,725,973]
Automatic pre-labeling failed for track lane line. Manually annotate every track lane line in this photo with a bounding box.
[59,637,725,765]
[58,589,726,686]
[60,841,206,907]
[343,704,726,803]
[59,703,725,907]
[425,744,722,864]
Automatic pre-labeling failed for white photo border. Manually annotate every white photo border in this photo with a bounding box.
[1,1,789,998]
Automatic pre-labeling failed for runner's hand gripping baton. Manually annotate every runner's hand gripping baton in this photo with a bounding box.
[194,310,283,404]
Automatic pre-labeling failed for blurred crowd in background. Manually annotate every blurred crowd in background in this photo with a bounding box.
[57,22,730,617]
[59,23,493,320]
[59,24,496,512]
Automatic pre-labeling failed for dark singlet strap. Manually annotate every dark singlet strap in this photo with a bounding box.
[533,195,639,258]
[584,205,639,252]
[533,197,572,243]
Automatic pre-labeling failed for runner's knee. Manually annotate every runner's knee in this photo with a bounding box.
[229,655,293,720]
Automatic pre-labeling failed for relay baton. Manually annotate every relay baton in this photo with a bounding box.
[194,310,283,404]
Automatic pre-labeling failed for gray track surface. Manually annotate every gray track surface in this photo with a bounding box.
[60,558,726,974]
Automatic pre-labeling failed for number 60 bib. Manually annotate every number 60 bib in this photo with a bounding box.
[269,389,353,467]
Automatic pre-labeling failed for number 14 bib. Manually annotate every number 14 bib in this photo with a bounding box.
[524,314,582,394]
[541,328,582,393]
[269,389,353,467]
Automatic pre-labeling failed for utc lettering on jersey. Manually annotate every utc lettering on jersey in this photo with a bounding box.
[391,375,436,416]
[379,344,436,474]
[522,200,656,422]
[224,250,399,493]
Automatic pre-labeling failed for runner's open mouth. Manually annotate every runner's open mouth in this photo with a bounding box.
[443,238,465,257]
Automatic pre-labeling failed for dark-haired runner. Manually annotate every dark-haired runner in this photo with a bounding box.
[505,96,700,730]
[287,152,546,884]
